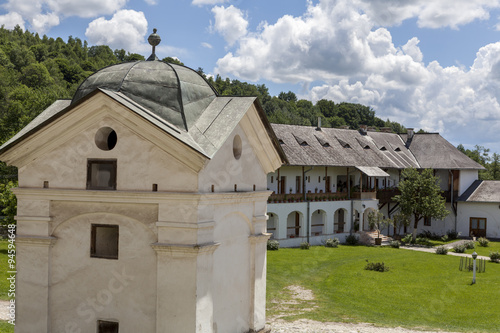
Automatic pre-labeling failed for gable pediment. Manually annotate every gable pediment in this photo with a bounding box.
[0,91,208,172]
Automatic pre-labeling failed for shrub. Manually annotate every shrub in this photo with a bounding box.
[389,240,400,249]
[418,230,443,240]
[401,234,413,244]
[453,244,466,253]
[464,240,476,250]
[446,229,460,240]
[441,235,449,242]
[267,239,279,251]
[365,260,389,272]
[416,237,431,246]
[478,237,489,247]
[436,246,448,255]
[345,234,359,246]
[300,242,310,250]
[490,251,500,263]
[325,238,340,248]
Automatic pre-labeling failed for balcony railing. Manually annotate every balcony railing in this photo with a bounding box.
[376,188,401,203]
[268,192,349,203]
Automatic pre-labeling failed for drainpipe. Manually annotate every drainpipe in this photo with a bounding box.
[303,167,314,243]
[347,167,354,235]
[448,170,457,231]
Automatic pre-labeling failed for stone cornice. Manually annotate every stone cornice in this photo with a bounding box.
[249,233,271,244]
[13,188,272,205]
[15,235,57,247]
[15,216,52,222]
[151,242,220,257]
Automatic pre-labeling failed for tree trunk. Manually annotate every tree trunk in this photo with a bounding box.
[412,214,419,241]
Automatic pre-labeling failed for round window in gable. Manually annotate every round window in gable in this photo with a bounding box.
[95,127,117,151]
[233,135,242,160]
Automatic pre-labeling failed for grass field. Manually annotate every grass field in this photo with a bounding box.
[267,245,500,333]
[453,241,500,257]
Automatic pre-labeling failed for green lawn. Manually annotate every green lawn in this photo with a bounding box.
[267,245,500,332]
[453,241,500,257]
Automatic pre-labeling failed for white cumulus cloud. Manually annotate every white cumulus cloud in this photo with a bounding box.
[85,10,149,53]
[0,0,128,33]
[192,0,228,6]
[213,0,500,152]
[211,5,248,46]
[0,12,25,30]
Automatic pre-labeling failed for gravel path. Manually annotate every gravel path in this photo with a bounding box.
[0,300,11,321]
[267,318,461,333]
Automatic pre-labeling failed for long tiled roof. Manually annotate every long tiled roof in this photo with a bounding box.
[272,124,484,170]
[271,124,418,168]
[402,133,485,170]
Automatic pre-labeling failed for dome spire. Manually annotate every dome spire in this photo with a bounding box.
[147,28,161,61]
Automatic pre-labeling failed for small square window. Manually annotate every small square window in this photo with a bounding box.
[424,217,431,226]
[87,159,117,190]
[97,320,119,333]
[91,224,119,259]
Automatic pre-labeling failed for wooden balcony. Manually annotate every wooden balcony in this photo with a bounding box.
[351,191,377,200]
[442,190,459,203]
[268,192,349,203]
[376,189,401,203]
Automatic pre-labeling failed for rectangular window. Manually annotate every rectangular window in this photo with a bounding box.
[87,159,117,190]
[91,224,119,259]
[97,320,119,333]
[296,176,301,193]
[424,217,431,226]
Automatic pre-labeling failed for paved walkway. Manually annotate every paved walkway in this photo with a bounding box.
[0,300,11,321]
[400,239,490,260]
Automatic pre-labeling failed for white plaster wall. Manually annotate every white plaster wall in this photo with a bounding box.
[267,201,352,247]
[212,209,251,333]
[268,166,360,195]
[199,124,267,193]
[459,170,479,195]
[49,212,157,333]
[435,170,449,191]
[403,203,455,237]
[457,202,500,238]
[18,115,198,192]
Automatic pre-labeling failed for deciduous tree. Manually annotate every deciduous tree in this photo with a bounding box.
[394,168,449,241]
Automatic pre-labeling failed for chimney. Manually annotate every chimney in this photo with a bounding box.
[317,117,322,130]
[359,124,367,135]
[407,128,414,140]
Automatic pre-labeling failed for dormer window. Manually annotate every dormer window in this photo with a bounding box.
[293,134,308,146]
[315,135,330,147]
[87,159,117,190]
[278,139,285,145]
[336,138,351,148]
[380,146,387,151]
[395,147,402,152]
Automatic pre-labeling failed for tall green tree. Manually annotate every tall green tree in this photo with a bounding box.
[394,168,449,241]
[0,181,17,226]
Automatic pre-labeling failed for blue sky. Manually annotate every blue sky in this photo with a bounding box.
[1,0,500,154]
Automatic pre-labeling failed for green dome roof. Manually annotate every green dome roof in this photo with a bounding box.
[72,61,217,131]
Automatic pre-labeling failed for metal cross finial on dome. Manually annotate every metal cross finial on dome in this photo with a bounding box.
[147,28,161,61]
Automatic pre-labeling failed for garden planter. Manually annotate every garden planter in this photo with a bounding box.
[375,237,382,245]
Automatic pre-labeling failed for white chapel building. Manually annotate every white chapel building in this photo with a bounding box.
[0,31,285,333]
